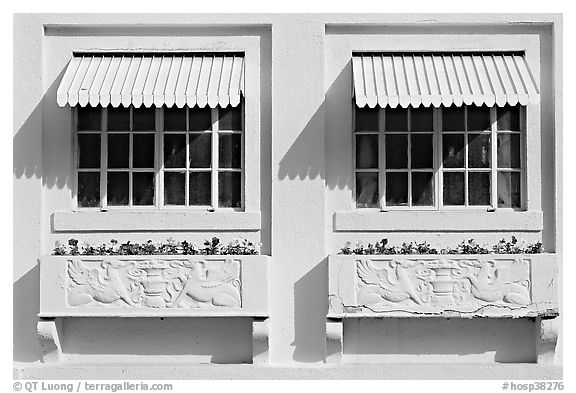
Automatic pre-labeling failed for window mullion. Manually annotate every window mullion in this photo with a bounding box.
[464,106,469,207]
[212,107,219,209]
[434,107,441,210]
[128,106,133,206]
[379,107,385,209]
[101,107,108,210]
[491,106,498,209]
[407,108,412,207]
[185,109,190,207]
[156,107,163,208]
[438,107,444,209]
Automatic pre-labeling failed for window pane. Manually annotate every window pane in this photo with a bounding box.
[355,107,379,131]
[133,133,155,168]
[218,172,241,208]
[467,105,491,131]
[78,134,101,168]
[497,105,520,131]
[385,134,408,169]
[163,134,186,168]
[107,107,130,131]
[412,172,434,206]
[189,172,211,205]
[385,107,408,131]
[77,172,100,208]
[443,172,465,205]
[218,106,242,131]
[442,106,465,131]
[498,172,521,208]
[107,172,129,206]
[107,133,129,168]
[469,172,491,205]
[132,107,156,131]
[497,133,521,168]
[133,172,155,205]
[189,133,211,168]
[356,134,378,169]
[411,134,433,169]
[189,107,212,131]
[410,107,433,132]
[77,106,101,131]
[164,107,186,131]
[468,133,491,168]
[386,172,408,206]
[218,134,241,169]
[356,172,379,208]
[164,172,185,205]
[442,134,465,168]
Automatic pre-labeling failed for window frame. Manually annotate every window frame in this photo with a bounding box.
[353,104,526,212]
[72,104,245,211]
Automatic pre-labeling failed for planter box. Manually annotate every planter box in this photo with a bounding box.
[325,254,559,363]
[37,255,269,364]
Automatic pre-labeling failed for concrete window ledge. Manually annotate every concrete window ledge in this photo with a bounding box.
[325,254,559,364]
[52,210,261,232]
[333,210,543,232]
[38,255,269,364]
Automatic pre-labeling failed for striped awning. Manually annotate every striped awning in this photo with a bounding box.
[57,54,245,108]
[352,53,539,108]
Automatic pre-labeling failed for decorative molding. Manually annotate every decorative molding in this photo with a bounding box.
[67,258,241,309]
[356,258,530,312]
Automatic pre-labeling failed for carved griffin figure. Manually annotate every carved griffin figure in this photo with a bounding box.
[68,260,135,306]
[169,259,241,308]
[357,260,424,306]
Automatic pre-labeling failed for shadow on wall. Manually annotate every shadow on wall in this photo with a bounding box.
[13,264,41,362]
[291,258,329,362]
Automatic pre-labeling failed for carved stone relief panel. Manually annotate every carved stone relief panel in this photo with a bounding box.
[67,258,242,309]
[356,258,530,312]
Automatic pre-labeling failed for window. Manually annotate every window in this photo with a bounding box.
[75,104,243,209]
[354,104,524,210]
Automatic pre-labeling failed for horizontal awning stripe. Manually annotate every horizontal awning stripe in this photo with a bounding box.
[352,53,539,108]
[57,54,245,108]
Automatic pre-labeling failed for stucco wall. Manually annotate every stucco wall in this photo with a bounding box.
[13,13,562,379]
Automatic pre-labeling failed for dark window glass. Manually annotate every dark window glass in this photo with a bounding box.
[442,106,465,131]
[77,106,101,131]
[77,172,100,208]
[164,107,187,131]
[498,172,521,208]
[107,172,129,206]
[386,172,408,206]
[78,134,101,168]
[442,134,465,168]
[132,107,156,131]
[385,107,408,131]
[218,171,241,208]
[497,105,520,131]
[189,172,211,205]
[468,133,491,168]
[410,107,433,132]
[411,134,433,169]
[133,172,155,205]
[107,107,130,131]
[356,134,379,169]
[219,106,242,130]
[497,133,521,168]
[164,172,185,205]
[355,107,379,131]
[133,133,155,168]
[189,107,213,131]
[189,134,212,168]
[469,172,491,205]
[356,172,379,208]
[385,134,408,169]
[218,134,241,169]
[412,172,434,206]
[467,105,491,131]
[443,172,465,205]
[107,133,129,168]
[163,134,186,168]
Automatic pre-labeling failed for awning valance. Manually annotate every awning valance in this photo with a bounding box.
[352,53,539,108]
[57,54,245,108]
